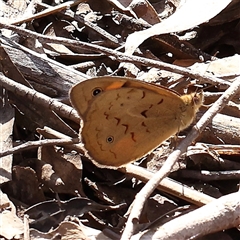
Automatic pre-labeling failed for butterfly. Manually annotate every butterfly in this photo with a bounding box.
[70,76,203,168]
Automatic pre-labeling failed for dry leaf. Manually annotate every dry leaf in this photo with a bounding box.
[125,0,232,55]
[0,210,24,239]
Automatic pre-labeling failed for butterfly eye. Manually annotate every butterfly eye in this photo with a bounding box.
[92,88,102,96]
[106,136,114,143]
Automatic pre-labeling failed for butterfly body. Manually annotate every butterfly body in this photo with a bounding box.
[70,77,203,168]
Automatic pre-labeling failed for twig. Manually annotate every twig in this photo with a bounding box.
[173,169,240,181]
[122,164,215,206]
[0,73,80,123]
[0,22,231,87]
[121,76,240,239]
[23,214,30,240]
[0,138,80,158]
[10,0,85,25]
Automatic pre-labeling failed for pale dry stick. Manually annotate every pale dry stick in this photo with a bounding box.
[209,144,240,154]
[0,138,80,158]
[0,73,80,123]
[36,126,85,155]
[23,214,30,240]
[175,169,240,181]
[188,143,240,155]
[10,0,85,25]
[121,77,240,240]
[122,164,215,206]
[133,191,240,240]
[37,126,75,139]
[0,22,231,88]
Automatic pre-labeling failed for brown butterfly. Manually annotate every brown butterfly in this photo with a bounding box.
[70,76,203,168]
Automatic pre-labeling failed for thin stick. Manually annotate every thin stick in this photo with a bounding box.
[122,164,215,206]
[0,138,80,158]
[23,214,30,240]
[0,73,80,123]
[10,0,85,25]
[121,77,240,239]
[0,22,230,87]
